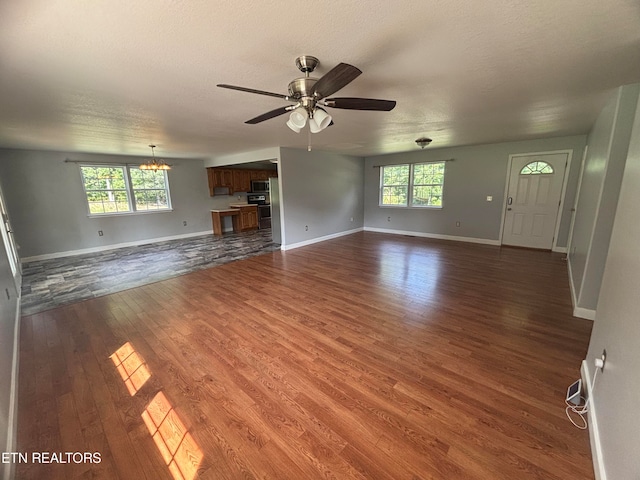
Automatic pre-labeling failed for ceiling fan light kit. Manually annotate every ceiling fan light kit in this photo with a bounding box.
[217,55,396,135]
[286,106,309,132]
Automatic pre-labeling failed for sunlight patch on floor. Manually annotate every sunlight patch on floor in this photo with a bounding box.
[142,391,203,480]
[110,341,152,395]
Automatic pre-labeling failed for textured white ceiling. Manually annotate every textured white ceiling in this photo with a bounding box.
[1,0,639,159]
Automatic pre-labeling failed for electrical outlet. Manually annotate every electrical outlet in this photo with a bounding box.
[600,349,606,371]
[350,217,354,222]
[305,225,309,231]
[486,196,493,201]
[98,230,103,236]
[456,221,461,227]
[387,216,391,222]
[183,221,187,226]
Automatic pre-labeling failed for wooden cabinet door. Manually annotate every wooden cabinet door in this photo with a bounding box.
[237,207,258,230]
[250,170,269,181]
[221,169,233,187]
[207,168,215,196]
[233,170,251,193]
[247,208,258,228]
[212,169,223,187]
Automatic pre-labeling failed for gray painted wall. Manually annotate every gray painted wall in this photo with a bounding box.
[279,148,364,246]
[0,149,237,258]
[0,200,19,480]
[569,84,640,311]
[584,91,640,480]
[363,135,586,244]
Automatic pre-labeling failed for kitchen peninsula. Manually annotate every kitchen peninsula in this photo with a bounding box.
[210,203,258,235]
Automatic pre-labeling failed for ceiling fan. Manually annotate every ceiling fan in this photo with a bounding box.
[217,55,396,133]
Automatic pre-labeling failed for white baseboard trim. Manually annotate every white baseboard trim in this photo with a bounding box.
[363,227,501,246]
[582,360,606,480]
[573,306,596,321]
[21,230,214,263]
[567,259,596,320]
[568,258,579,309]
[552,246,568,253]
[281,227,363,251]
[4,294,21,480]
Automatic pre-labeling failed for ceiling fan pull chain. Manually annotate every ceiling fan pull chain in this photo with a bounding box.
[307,128,312,152]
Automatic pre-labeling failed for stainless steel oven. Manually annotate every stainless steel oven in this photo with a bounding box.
[257,205,271,229]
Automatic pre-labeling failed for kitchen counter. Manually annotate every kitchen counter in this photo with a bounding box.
[228,203,257,208]
[210,209,240,235]
[210,204,259,235]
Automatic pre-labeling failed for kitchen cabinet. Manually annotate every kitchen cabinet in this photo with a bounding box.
[208,168,277,196]
[232,205,258,231]
[207,168,233,195]
[250,170,270,181]
[233,169,251,193]
[210,209,239,235]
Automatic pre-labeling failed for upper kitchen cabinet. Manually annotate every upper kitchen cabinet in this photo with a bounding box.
[233,169,251,194]
[250,170,269,181]
[208,167,277,196]
[207,168,233,195]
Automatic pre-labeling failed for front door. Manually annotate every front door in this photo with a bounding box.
[502,153,568,249]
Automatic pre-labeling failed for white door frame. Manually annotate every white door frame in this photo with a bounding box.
[499,149,573,250]
[565,145,588,259]
[0,185,20,290]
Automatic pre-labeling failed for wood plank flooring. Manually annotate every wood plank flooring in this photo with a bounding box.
[16,232,594,479]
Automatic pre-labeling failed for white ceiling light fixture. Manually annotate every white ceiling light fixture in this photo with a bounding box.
[415,137,432,149]
[308,108,332,133]
[139,145,171,170]
[286,107,308,133]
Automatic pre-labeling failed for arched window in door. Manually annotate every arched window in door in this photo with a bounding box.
[520,161,554,175]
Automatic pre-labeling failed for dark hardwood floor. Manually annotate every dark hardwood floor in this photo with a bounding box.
[16,232,594,479]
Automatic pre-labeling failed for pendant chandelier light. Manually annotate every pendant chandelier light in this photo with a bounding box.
[140,145,171,170]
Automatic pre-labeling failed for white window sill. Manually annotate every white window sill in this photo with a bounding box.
[87,209,173,218]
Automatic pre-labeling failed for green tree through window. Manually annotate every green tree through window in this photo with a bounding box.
[380,165,410,206]
[80,165,171,215]
[80,166,131,214]
[412,162,445,207]
[130,169,170,211]
[379,161,446,208]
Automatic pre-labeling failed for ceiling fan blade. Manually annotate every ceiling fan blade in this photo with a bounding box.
[245,106,290,124]
[324,97,396,111]
[217,84,288,100]
[311,63,362,100]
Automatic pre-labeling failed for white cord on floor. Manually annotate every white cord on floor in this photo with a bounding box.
[566,367,599,430]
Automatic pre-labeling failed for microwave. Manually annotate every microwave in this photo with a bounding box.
[251,180,269,193]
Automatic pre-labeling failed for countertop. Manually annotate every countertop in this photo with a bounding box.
[210,208,240,213]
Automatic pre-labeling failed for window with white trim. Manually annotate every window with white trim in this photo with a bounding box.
[80,165,171,215]
[520,161,554,175]
[379,161,446,208]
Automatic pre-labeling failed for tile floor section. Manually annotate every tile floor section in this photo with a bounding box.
[20,229,279,316]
